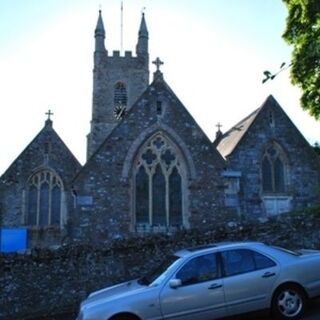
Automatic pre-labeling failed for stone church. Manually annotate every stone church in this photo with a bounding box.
[1,11,319,248]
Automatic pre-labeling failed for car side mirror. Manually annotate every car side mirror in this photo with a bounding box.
[169,279,182,289]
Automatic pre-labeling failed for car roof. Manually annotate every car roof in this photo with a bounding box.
[174,241,266,258]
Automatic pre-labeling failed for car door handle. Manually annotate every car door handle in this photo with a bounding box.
[208,283,223,290]
[262,272,276,278]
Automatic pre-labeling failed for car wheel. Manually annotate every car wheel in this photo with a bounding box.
[272,284,306,319]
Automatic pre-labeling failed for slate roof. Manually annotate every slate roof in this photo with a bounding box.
[0,119,81,180]
[74,70,226,181]
[216,95,275,159]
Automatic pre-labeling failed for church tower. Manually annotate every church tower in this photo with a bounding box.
[87,10,150,158]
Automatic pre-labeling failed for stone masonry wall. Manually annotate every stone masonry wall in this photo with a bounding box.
[227,99,320,216]
[1,207,320,319]
[0,122,81,248]
[73,77,229,242]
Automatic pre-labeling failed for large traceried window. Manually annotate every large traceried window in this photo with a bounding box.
[26,170,63,226]
[261,143,287,193]
[134,133,186,231]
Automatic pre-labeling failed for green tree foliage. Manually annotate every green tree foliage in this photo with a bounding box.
[282,0,320,120]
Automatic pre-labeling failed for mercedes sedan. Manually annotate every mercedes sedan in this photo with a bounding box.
[77,241,320,320]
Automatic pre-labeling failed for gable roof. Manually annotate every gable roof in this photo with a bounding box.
[1,119,81,181]
[74,70,226,180]
[216,95,279,159]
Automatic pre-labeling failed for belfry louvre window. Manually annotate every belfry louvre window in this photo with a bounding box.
[114,81,127,107]
[261,144,287,193]
[134,133,185,230]
[26,170,63,226]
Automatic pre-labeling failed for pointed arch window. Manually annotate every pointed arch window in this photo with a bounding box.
[133,133,186,231]
[114,81,127,107]
[26,170,63,226]
[261,144,287,193]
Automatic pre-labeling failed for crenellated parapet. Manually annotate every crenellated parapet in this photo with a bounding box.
[87,10,150,159]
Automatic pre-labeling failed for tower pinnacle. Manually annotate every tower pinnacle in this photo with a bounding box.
[88,9,149,159]
[138,12,148,38]
[136,12,148,57]
[95,10,106,52]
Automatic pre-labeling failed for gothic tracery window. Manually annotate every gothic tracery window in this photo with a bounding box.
[261,143,287,193]
[26,170,63,226]
[134,133,185,231]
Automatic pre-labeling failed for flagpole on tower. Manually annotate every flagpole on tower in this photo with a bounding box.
[120,1,123,55]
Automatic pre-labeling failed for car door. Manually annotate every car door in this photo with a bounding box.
[221,249,280,317]
[159,253,227,320]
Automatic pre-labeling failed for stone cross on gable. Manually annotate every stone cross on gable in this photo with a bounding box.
[216,122,223,131]
[152,57,164,71]
[45,109,54,120]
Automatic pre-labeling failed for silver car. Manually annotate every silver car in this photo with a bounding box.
[77,241,320,320]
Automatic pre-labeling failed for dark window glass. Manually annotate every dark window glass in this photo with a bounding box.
[44,142,50,154]
[114,82,127,107]
[134,134,186,229]
[161,149,175,166]
[169,167,182,225]
[39,182,49,226]
[27,171,63,227]
[28,186,38,225]
[253,251,276,269]
[136,166,149,223]
[153,136,164,149]
[152,165,166,225]
[156,101,162,115]
[262,157,272,192]
[176,254,218,286]
[274,157,285,192]
[269,111,275,127]
[51,185,61,225]
[142,149,157,165]
[262,144,287,194]
[139,255,180,286]
[222,249,255,276]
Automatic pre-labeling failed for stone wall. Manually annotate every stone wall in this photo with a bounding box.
[225,96,320,216]
[0,120,81,248]
[1,207,320,320]
[73,77,228,242]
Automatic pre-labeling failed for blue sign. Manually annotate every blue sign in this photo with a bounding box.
[76,196,93,206]
[0,228,27,253]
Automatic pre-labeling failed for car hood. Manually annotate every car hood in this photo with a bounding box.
[80,279,146,310]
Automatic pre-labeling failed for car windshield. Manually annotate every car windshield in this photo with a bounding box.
[138,255,181,286]
[271,246,302,256]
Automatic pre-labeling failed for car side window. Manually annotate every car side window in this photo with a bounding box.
[253,251,276,269]
[221,249,276,277]
[176,253,218,286]
[221,249,255,276]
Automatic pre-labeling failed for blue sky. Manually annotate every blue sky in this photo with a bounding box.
[0,0,318,174]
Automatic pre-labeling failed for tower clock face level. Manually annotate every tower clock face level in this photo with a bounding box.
[87,10,149,159]
[113,105,126,120]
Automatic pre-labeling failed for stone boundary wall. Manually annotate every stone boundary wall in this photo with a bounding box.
[1,208,320,320]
